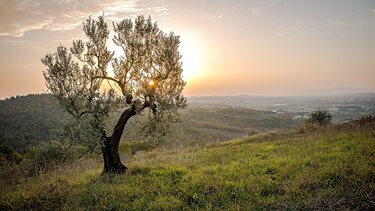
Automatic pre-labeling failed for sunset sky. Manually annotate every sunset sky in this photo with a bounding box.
[0,0,374,98]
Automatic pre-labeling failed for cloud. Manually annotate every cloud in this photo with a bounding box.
[248,0,282,16]
[274,24,313,38]
[297,19,349,28]
[275,18,351,38]
[0,0,168,37]
[249,8,260,16]
[274,32,282,36]
[282,25,303,34]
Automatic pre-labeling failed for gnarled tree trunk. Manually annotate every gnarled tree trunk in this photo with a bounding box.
[101,136,127,173]
[101,105,137,173]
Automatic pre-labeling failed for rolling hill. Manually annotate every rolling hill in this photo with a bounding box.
[1,118,374,210]
[0,94,303,151]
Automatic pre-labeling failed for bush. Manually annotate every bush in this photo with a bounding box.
[119,141,156,156]
[246,127,258,136]
[306,110,332,126]
[0,145,23,164]
[29,141,75,171]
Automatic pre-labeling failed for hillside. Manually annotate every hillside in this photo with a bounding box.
[0,94,68,151]
[1,120,374,210]
[0,94,303,151]
[3,93,375,151]
[123,104,303,148]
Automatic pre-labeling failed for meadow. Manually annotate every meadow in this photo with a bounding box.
[1,117,374,210]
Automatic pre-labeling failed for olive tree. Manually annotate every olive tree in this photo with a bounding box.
[42,15,186,173]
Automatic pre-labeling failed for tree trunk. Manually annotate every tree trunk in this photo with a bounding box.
[101,105,137,174]
[101,136,127,173]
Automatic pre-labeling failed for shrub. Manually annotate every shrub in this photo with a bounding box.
[246,127,258,136]
[28,141,75,171]
[306,110,332,126]
[119,141,156,156]
[0,145,23,164]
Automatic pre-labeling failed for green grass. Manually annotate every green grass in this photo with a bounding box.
[1,127,374,210]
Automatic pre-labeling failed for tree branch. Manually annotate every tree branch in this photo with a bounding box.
[91,76,126,95]
[109,101,152,144]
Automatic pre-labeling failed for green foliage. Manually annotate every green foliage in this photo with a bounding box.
[306,109,332,126]
[28,141,76,171]
[1,121,374,210]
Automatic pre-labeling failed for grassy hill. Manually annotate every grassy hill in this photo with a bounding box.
[1,119,374,210]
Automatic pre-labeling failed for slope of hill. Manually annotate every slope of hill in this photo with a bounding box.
[1,120,374,210]
[0,94,68,151]
[0,94,303,151]
[123,104,303,148]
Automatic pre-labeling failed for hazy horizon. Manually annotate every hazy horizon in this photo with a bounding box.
[1,0,374,98]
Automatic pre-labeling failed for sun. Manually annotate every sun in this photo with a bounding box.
[148,79,156,87]
[179,36,202,82]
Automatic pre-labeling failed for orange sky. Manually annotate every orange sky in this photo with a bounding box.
[0,0,375,98]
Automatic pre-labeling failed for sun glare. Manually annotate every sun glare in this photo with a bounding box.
[107,34,203,84]
[149,79,155,86]
[179,36,202,82]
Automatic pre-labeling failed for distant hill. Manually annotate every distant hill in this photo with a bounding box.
[0,94,303,151]
[0,94,68,151]
[188,94,375,122]
[302,86,372,95]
